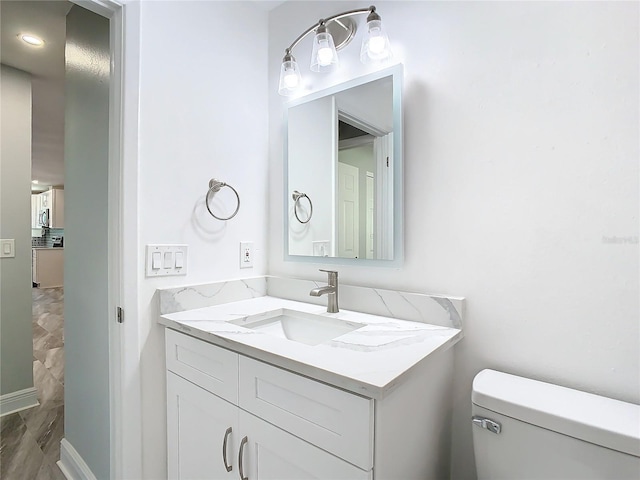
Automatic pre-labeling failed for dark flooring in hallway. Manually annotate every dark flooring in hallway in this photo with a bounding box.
[0,287,66,479]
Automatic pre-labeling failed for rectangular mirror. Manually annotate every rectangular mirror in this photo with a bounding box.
[284,65,403,266]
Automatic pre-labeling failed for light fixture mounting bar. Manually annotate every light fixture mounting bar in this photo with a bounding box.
[285,7,374,53]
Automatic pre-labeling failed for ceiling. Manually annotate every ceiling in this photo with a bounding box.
[1,0,71,190]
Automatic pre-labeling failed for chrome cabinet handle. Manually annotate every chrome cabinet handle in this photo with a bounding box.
[222,427,233,472]
[238,436,248,480]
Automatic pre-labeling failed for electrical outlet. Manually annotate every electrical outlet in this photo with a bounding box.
[240,242,254,268]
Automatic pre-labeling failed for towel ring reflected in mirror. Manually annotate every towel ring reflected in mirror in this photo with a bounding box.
[292,190,313,224]
[206,178,240,221]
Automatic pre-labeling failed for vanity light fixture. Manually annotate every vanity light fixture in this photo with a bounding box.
[278,5,392,96]
[19,34,45,47]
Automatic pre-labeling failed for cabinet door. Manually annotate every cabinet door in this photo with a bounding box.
[33,249,64,288]
[167,372,238,480]
[40,190,51,208]
[31,195,40,228]
[238,411,371,480]
[51,189,64,228]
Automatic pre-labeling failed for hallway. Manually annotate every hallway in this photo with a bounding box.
[0,288,65,479]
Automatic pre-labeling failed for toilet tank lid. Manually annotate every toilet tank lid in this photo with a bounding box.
[472,369,640,458]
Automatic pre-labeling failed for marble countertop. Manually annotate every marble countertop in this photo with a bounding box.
[159,296,462,399]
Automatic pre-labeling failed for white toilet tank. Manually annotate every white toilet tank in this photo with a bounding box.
[472,369,640,479]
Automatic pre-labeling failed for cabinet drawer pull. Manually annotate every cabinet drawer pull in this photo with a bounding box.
[238,436,248,480]
[222,427,233,472]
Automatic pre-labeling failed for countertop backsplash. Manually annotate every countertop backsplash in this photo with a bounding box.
[32,227,64,248]
[158,275,464,329]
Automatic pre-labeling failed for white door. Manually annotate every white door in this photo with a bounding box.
[337,162,360,258]
[167,373,238,480]
[238,411,371,480]
[64,6,119,478]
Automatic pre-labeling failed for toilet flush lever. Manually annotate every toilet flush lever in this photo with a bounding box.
[472,416,502,434]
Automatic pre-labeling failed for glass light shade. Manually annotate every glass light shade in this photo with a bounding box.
[278,58,302,96]
[310,31,338,72]
[360,19,392,64]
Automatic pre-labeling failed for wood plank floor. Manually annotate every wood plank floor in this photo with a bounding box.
[0,288,66,480]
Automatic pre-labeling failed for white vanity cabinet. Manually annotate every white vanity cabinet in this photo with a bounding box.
[166,326,454,480]
[166,329,370,480]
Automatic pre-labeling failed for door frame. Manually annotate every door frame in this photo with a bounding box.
[69,1,141,478]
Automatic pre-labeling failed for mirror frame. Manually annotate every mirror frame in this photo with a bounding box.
[283,64,404,267]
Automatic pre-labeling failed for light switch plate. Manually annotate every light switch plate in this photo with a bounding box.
[312,240,330,257]
[0,239,15,258]
[146,244,188,277]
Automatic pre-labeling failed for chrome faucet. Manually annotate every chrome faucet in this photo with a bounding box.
[310,269,339,313]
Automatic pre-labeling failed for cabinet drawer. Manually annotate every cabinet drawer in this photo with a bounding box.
[239,356,374,471]
[165,329,238,403]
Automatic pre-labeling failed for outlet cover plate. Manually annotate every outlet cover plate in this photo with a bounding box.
[240,242,254,269]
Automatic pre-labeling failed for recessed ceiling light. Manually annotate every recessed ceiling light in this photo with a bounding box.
[19,34,44,47]
[32,180,39,184]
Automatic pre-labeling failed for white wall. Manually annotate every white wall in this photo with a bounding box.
[268,2,639,478]
[288,95,335,255]
[0,65,34,398]
[136,2,269,477]
[335,77,393,132]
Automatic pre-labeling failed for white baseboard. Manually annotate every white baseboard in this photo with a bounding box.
[58,438,97,480]
[0,387,39,416]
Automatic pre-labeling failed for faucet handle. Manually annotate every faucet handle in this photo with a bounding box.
[319,269,338,284]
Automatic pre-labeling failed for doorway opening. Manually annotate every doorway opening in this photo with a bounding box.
[0,1,124,478]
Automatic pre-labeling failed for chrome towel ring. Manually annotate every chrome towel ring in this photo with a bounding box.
[206,178,240,221]
[292,190,313,224]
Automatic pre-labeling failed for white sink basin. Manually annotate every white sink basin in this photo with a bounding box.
[230,308,362,346]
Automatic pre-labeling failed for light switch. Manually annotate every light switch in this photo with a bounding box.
[163,252,173,269]
[152,252,162,269]
[0,239,15,258]
[175,251,184,269]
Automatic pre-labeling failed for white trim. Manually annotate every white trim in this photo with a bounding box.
[72,0,119,18]
[0,387,38,416]
[339,134,375,150]
[103,2,125,479]
[58,438,98,480]
[115,1,142,478]
[338,110,387,137]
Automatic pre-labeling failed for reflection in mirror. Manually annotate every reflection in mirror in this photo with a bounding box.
[285,65,402,264]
